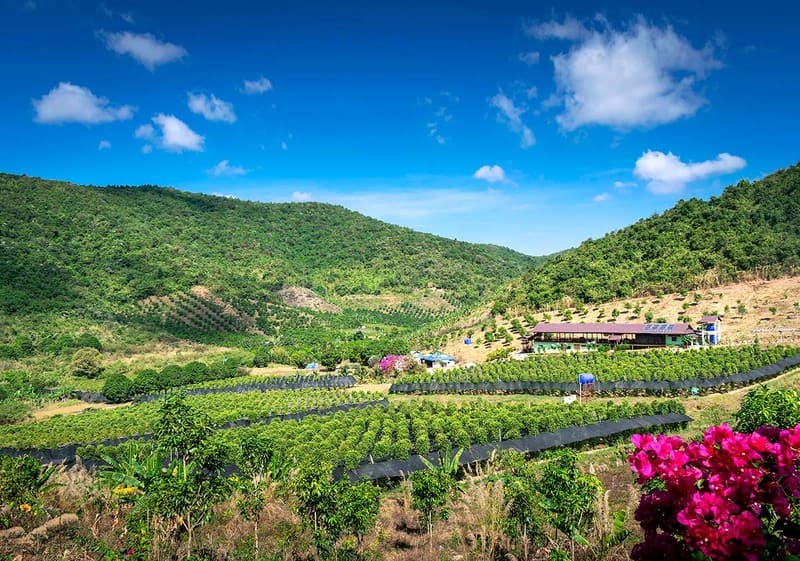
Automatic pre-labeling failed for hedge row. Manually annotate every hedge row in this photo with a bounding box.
[340,412,691,481]
[135,375,357,402]
[0,398,389,466]
[389,353,800,396]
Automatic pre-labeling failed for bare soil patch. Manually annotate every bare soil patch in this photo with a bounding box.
[30,400,124,422]
[278,286,341,313]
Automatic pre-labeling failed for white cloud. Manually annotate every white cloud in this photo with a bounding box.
[207,160,248,176]
[593,192,611,202]
[490,92,535,148]
[187,92,236,123]
[280,141,288,151]
[422,93,457,145]
[536,17,721,131]
[141,144,153,154]
[135,123,154,139]
[101,31,186,70]
[243,77,273,94]
[32,82,134,125]
[427,122,446,144]
[135,114,204,152]
[97,139,112,150]
[292,191,312,202]
[518,51,540,64]
[526,86,539,99]
[633,150,746,194]
[473,165,507,183]
[526,15,590,41]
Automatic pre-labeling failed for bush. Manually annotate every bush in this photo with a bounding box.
[183,361,210,383]
[486,347,514,362]
[75,333,102,350]
[70,347,103,378]
[133,368,160,395]
[11,335,35,357]
[103,373,135,403]
[252,350,270,367]
[735,385,800,432]
[159,364,186,387]
[0,399,30,425]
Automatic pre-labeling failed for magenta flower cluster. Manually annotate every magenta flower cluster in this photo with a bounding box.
[628,424,800,561]
[378,355,413,376]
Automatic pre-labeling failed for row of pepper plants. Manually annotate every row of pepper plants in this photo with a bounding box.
[394,345,798,384]
[0,388,383,448]
[213,398,685,471]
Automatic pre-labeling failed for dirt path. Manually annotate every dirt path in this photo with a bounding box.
[356,383,392,393]
[30,400,126,422]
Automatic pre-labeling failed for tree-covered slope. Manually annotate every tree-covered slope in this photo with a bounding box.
[508,162,800,309]
[0,173,537,316]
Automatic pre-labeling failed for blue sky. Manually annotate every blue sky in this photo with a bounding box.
[1,0,798,255]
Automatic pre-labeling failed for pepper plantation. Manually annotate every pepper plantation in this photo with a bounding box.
[3,343,800,561]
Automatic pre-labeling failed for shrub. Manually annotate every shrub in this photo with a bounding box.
[75,333,102,350]
[252,349,270,367]
[0,454,56,510]
[0,399,30,425]
[133,368,160,395]
[183,361,209,383]
[11,335,35,357]
[103,373,135,403]
[735,385,800,432]
[70,347,103,378]
[486,347,514,362]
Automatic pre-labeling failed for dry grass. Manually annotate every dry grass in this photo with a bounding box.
[439,275,800,363]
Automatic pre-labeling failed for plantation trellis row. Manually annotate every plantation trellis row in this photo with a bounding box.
[0,398,390,466]
[216,399,686,471]
[390,348,800,396]
[339,411,692,481]
[135,374,357,402]
[0,389,383,449]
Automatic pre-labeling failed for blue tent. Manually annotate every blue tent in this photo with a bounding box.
[305,362,319,369]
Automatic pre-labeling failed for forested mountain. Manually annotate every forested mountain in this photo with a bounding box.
[0,173,537,319]
[507,162,800,309]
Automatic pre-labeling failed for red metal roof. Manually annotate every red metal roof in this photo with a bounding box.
[700,315,719,323]
[532,322,696,335]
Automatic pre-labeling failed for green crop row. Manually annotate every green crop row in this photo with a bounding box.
[0,389,381,449]
[395,345,798,384]
[213,398,685,471]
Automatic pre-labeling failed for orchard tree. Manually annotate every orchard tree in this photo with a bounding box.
[70,347,103,378]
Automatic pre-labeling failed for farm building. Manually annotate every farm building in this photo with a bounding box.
[698,315,722,345]
[523,322,698,352]
[420,352,456,368]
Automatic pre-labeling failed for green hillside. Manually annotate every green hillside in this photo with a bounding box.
[0,173,537,336]
[508,163,800,309]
